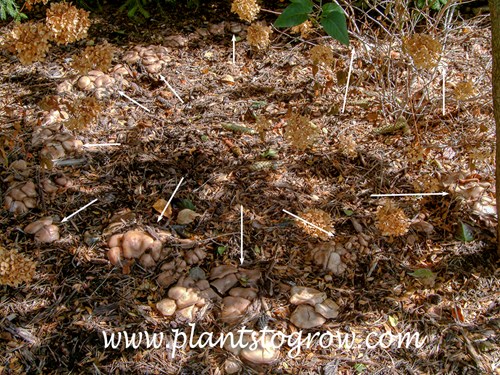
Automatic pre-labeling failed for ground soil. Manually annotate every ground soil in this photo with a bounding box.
[0,2,499,374]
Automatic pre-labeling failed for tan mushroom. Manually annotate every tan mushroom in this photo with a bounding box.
[25,217,59,243]
[210,265,238,280]
[211,274,238,294]
[221,296,251,323]
[289,286,326,306]
[240,332,280,365]
[156,298,177,316]
[290,305,326,329]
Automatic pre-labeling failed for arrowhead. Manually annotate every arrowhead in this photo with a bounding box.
[442,192,449,196]
[61,217,68,223]
[232,35,236,41]
[239,257,244,265]
[157,216,163,222]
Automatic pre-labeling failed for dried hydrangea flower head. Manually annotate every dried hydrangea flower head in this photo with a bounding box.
[453,80,476,101]
[291,20,313,38]
[0,247,37,287]
[402,34,442,70]
[247,22,272,50]
[297,208,334,240]
[231,0,260,22]
[46,2,90,45]
[285,113,321,151]
[376,201,410,237]
[310,45,334,67]
[24,0,50,11]
[8,21,51,65]
[72,42,115,74]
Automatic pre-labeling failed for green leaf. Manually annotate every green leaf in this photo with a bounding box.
[178,199,196,211]
[217,246,226,255]
[253,245,261,254]
[456,221,474,242]
[343,208,354,216]
[275,0,313,28]
[128,4,138,18]
[409,268,435,279]
[320,3,349,46]
[388,315,398,327]
[354,363,367,373]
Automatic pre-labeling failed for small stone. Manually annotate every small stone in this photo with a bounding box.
[156,298,176,316]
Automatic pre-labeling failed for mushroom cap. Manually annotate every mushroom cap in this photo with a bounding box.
[221,296,251,323]
[290,286,326,306]
[121,230,154,259]
[34,225,60,243]
[240,333,280,365]
[210,265,238,280]
[290,305,326,329]
[229,287,258,301]
[25,217,53,234]
[108,233,124,248]
[211,274,238,294]
[107,247,122,266]
[156,298,177,316]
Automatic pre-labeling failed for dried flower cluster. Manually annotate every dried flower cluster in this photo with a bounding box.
[402,34,442,70]
[24,0,50,11]
[338,134,357,159]
[376,201,410,237]
[453,80,476,101]
[297,209,334,240]
[66,96,101,129]
[285,113,321,150]
[0,247,37,287]
[247,22,272,50]
[71,42,115,74]
[310,45,334,67]
[8,21,51,65]
[46,2,90,45]
[231,0,260,22]
[291,20,313,38]
[255,115,272,142]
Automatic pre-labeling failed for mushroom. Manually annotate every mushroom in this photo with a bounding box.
[5,181,38,215]
[310,242,347,275]
[211,274,238,294]
[221,296,251,323]
[25,217,60,243]
[156,298,176,316]
[289,286,326,306]
[184,247,206,264]
[106,230,162,268]
[239,332,280,365]
[229,287,258,301]
[315,298,339,319]
[290,305,326,329]
[210,265,238,280]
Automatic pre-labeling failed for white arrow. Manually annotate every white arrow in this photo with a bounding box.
[240,205,244,264]
[232,35,236,65]
[159,75,184,104]
[283,209,334,237]
[157,177,185,222]
[83,143,121,148]
[370,192,449,197]
[62,198,98,222]
[118,91,151,112]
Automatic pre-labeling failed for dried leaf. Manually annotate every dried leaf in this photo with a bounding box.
[153,198,172,218]
[177,208,201,224]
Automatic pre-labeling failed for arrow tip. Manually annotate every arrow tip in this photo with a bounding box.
[61,217,68,223]
[232,34,236,41]
[442,192,449,196]
[157,216,163,222]
[239,257,244,265]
